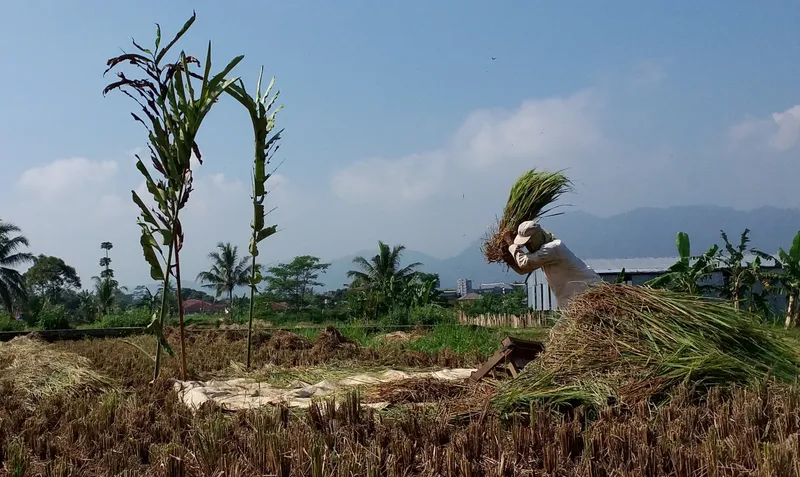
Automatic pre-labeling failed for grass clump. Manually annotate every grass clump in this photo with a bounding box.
[494,283,800,413]
[482,168,572,263]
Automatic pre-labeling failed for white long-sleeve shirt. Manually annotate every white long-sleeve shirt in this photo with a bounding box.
[510,239,602,309]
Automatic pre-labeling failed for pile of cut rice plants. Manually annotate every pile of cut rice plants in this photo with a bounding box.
[494,283,800,413]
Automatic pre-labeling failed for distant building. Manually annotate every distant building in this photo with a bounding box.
[457,292,482,302]
[183,299,226,314]
[525,255,787,312]
[456,278,473,297]
[477,282,525,296]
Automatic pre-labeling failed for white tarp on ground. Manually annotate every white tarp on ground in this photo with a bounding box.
[172,368,475,411]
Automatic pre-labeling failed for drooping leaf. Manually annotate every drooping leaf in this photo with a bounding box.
[132,190,159,227]
[256,225,277,243]
[140,231,165,281]
[145,313,174,356]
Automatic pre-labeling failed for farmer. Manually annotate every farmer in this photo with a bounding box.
[503,220,602,310]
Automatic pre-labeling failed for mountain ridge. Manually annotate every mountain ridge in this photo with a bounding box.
[319,205,800,290]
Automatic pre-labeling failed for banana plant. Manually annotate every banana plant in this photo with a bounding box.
[755,231,800,328]
[646,232,720,295]
[104,12,243,381]
[226,68,283,368]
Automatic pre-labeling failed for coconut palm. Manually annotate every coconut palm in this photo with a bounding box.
[196,242,252,310]
[347,241,423,315]
[92,276,127,316]
[0,220,35,314]
[347,241,422,290]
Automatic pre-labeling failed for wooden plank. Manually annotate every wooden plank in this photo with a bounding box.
[470,336,546,382]
[470,348,513,382]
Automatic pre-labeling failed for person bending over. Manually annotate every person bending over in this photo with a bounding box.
[502,220,601,310]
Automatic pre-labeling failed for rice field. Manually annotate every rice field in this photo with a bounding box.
[3,324,800,476]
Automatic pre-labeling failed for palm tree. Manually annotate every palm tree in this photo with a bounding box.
[92,276,127,316]
[196,242,251,312]
[0,220,35,314]
[347,241,422,314]
[348,241,422,289]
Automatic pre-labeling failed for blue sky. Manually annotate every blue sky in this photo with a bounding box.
[2,1,799,287]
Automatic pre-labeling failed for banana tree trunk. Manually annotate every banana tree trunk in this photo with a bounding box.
[785,294,796,329]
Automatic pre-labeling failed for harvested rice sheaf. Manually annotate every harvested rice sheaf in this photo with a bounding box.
[0,336,116,410]
[494,283,800,412]
[482,168,572,263]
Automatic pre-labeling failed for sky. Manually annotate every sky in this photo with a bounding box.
[2,1,800,289]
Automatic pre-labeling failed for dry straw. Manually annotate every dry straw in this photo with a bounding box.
[482,168,572,263]
[0,336,116,410]
[494,283,800,412]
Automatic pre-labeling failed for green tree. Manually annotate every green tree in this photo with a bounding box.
[133,285,155,310]
[93,275,127,316]
[264,255,331,309]
[346,242,422,315]
[100,242,114,279]
[347,242,421,290]
[196,242,252,311]
[646,232,719,295]
[25,255,82,302]
[0,220,34,314]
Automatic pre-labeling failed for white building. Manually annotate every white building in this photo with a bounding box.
[456,278,473,297]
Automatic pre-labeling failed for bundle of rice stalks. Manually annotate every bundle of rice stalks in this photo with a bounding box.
[0,336,116,410]
[482,168,572,263]
[493,283,800,413]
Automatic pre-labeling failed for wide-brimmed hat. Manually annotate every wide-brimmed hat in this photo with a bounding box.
[513,220,541,245]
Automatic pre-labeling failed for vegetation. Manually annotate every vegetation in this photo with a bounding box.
[496,283,800,412]
[764,231,800,328]
[482,168,572,263]
[226,65,283,368]
[196,242,252,312]
[0,219,33,314]
[645,231,719,294]
[4,328,800,475]
[104,12,244,381]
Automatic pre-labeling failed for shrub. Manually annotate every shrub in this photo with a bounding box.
[98,309,152,328]
[409,305,457,326]
[0,314,24,332]
[37,302,70,330]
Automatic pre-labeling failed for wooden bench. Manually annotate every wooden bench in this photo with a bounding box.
[470,336,545,382]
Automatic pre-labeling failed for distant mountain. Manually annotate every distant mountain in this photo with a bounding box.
[318,205,800,290]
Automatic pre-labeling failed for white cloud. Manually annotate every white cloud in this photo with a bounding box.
[730,104,800,152]
[331,90,606,206]
[17,158,118,199]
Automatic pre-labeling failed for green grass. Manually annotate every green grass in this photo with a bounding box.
[409,324,548,356]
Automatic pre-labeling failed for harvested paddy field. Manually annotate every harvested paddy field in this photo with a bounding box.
[3,322,800,476]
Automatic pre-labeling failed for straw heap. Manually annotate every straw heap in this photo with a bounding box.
[0,336,116,410]
[493,283,800,412]
[482,168,572,263]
